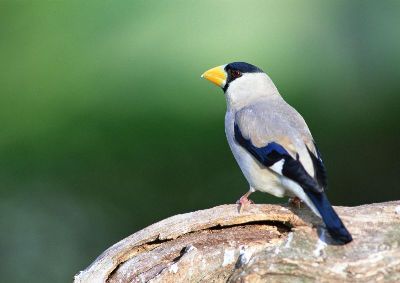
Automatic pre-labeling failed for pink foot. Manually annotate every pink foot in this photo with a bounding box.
[289,197,303,209]
[236,195,254,213]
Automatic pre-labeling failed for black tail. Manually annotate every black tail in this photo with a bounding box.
[306,191,353,244]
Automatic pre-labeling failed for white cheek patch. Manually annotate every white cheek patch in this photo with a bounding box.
[227,74,255,94]
[226,73,275,108]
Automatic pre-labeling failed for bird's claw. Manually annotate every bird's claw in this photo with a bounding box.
[236,195,254,213]
[289,197,303,209]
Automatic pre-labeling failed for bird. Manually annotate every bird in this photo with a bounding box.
[201,62,352,244]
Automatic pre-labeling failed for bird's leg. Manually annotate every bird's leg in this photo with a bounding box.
[236,188,255,213]
[289,196,303,209]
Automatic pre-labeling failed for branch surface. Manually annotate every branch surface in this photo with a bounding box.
[74,201,400,282]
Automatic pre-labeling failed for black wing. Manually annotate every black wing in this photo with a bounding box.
[234,123,323,193]
[307,143,328,189]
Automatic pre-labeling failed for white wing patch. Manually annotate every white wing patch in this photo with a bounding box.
[269,159,284,175]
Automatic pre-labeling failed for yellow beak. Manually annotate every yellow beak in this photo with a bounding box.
[201,65,227,88]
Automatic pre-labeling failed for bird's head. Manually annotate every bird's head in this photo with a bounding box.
[201,62,279,107]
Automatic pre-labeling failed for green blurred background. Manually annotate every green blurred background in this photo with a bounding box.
[1,1,399,282]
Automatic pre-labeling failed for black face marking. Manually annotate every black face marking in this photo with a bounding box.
[226,62,264,74]
[223,62,264,92]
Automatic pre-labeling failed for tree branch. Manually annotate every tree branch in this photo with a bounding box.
[74,201,400,282]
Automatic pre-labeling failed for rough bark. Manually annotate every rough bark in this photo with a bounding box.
[74,201,400,282]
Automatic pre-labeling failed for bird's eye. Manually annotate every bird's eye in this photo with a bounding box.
[231,70,242,79]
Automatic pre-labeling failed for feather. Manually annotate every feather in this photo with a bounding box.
[234,123,322,193]
[234,122,352,243]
